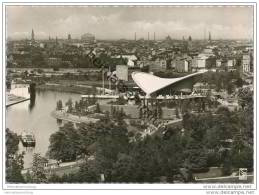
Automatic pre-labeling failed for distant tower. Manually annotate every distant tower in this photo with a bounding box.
[209,31,211,42]
[68,34,71,40]
[134,32,136,41]
[31,29,35,42]
[55,36,58,45]
[188,35,193,49]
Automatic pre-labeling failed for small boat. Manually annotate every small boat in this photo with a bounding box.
[21,131,36,147]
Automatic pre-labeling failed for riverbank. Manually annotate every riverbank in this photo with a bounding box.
[51,110,99,124]
[36,82,117,95]
[36,83,94,95]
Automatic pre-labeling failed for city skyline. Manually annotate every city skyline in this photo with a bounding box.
[7,6,253,40]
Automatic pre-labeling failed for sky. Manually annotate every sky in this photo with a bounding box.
[6,6,253,40]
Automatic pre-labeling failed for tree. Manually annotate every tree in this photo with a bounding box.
[238,88,253,110]
[48,122,80,161]
[30,153,48,183]
[6,128,19,156]
[232,146,253,170]
[237,88,253,143]
[6,129,25,183]
[139,108,143,119]
[111,153,136,182]
[206,151,221,167]
[235,77,244,88]
[90,92,97,105]
[6,153,25,183]
[175,107,180,119]
[184,139,208,170]
[181,100,189,114]
[75,161,99,183]
[96,103,101,113]
[157,104,163,119]
[47,174,62,183]
[74,101,80,113]
[222,151,233,176]
[65,98,73,113]
[134,93,141,105]
[93,121,129,182]
[227,82,235,95]
[56,100,63,111]
[48,130,70,161]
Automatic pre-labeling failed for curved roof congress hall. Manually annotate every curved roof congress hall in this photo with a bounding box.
[131,70,208,96]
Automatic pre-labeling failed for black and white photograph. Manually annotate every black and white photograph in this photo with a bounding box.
[1,1,257,194]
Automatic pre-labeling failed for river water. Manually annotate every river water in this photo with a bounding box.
[6,90,82,168]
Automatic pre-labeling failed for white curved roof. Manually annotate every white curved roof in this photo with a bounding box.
[132,70,207,95]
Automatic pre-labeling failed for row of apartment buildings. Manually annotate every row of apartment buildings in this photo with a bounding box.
[141,50,252,74]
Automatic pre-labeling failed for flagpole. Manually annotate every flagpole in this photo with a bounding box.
[109,66,111,92]
[102,67,104,95]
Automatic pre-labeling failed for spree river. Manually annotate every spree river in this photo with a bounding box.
[6,90,82,169]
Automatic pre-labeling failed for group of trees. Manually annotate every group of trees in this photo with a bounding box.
[140,97,216,120]
[47,100,253,183]
[9,46,47,68]
[237,88,254,145]
[6,129,24,183]
[47,117,193,183]
[198,71,246,94]
[110,106,126,120]
[56,96,97,116]
[48,107,127,163]
[138,103,163,121]
[24,153,48,183]
[182,104,253,172]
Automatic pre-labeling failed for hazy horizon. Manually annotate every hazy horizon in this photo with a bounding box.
[6,6,254,40]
